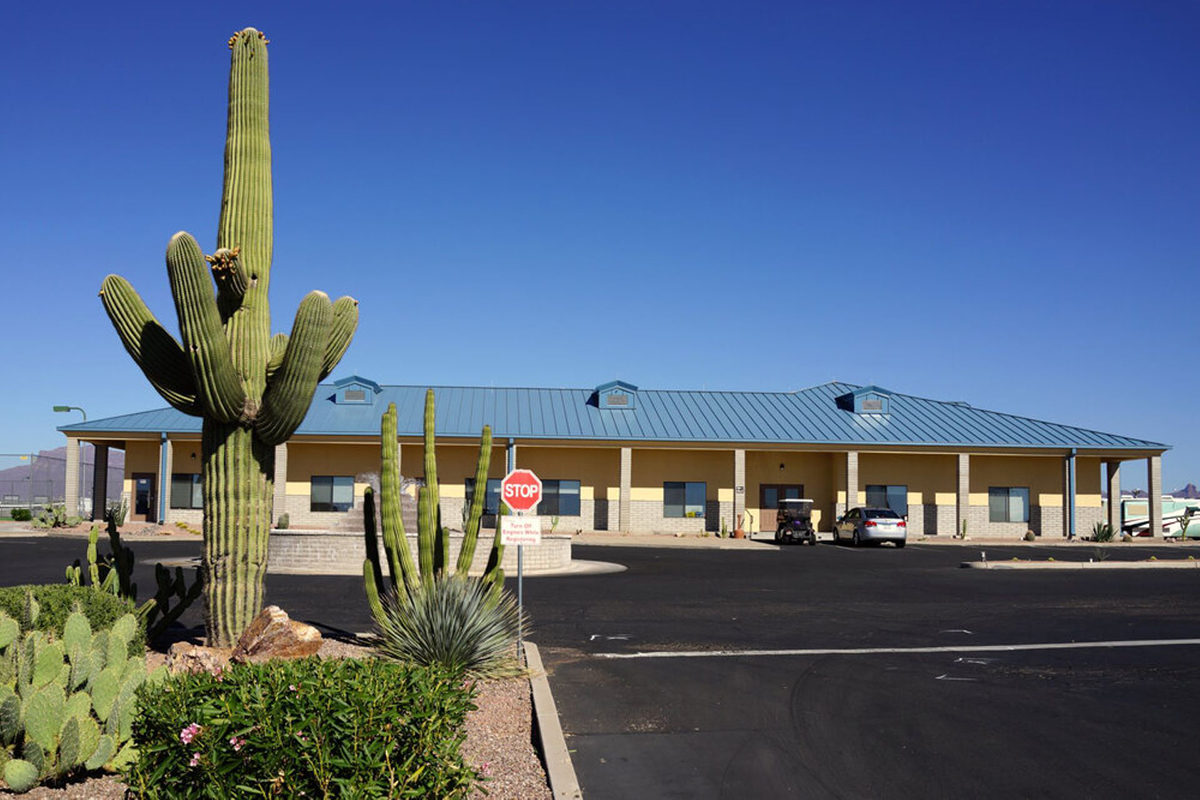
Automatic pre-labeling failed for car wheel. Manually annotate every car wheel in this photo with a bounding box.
[852,529,860,547]
[774,528,783,544]
[895,539,906,549]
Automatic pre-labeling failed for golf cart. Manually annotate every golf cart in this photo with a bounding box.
[775,498,817,545]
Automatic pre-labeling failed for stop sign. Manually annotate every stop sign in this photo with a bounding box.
[501,469,542,512]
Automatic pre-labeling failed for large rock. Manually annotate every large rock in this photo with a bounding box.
[166,642,231,676]
[231,605,322,664]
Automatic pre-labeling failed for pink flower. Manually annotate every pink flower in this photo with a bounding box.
[189,752,202,767]
[229,736,246,751]
[289,684,299,692]
[180,723,202,745]
[481,762,492,776]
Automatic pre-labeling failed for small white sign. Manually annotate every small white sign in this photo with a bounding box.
[502,516,542,546]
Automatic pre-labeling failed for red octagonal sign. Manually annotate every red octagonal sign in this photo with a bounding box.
[501,469,542,512]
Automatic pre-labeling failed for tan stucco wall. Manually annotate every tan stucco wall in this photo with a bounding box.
[286,442,380,499]
[968,455,1065,507]
[630,448,733,503]
[517,446,621,502]
[858,452,957,506]
[745,451,835,531]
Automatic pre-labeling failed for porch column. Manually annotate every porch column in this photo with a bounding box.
[619,447,632,532]
[1147,455,1162,537]
[733,449,746,533]
[957,453,969,537]
[64,438,81,516]
[846,451,859,508]
[91,444,109,520]
[1066,450,1077,539]
[1106,460,1121,533]
[273,443,288,526]
[507,440,517,472]
[159,435,172,524]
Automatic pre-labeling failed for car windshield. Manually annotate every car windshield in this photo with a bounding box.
[865,509,901,519]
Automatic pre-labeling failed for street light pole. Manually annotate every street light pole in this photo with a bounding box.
[53,405,88,515]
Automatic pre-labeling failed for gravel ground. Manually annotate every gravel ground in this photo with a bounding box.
[3,638,550,798]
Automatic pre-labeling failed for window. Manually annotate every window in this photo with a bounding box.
[465,478,502,515]
[170,473,202,509]
[664,481,706,518]
[988,487,1029,523]
[311,476,354,512]
[866,484,908,517]
[541,480,581,516]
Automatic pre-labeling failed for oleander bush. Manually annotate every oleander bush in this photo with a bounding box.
[0,587,143,656]
[126,657,479,799]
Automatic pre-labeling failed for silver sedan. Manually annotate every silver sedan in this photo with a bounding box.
[833,507,907,547]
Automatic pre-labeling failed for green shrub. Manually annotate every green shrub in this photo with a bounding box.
[127,657,479,799]
[376,575,524,679]
[275,513,289,530]
[10,508,32,522]
[0,586,143,655]
[1091,521,1115,543]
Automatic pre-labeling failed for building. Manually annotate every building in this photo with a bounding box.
[58,377,1169,539]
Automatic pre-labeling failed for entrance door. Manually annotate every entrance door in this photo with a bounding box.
[132,473,156,522]
[759,484,804,531]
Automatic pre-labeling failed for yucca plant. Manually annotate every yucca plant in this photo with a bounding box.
[1091,521,1115,543]
[375,575,524,679]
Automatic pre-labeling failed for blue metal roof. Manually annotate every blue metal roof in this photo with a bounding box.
[59,380,1168,451]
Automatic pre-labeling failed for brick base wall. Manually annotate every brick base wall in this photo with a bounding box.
[630,500,707,533]
[268,530,572,575]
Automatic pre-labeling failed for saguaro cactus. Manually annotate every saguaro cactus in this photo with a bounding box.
[362,391,504,624]
[99,29,357,646]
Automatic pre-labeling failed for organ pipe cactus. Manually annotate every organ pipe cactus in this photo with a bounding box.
[362,391,504,625]
[98,29,357,646]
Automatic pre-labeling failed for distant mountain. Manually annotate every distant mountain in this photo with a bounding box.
[1172,483,1200,499]
[0,445,124,507]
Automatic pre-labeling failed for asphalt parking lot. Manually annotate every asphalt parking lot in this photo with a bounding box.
[4,536,1199,798]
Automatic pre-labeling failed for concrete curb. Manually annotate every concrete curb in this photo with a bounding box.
[963,559,1200,570]
[525,642,583,800]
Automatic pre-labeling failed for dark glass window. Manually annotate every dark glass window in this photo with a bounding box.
[541,480,581,516]
[866,484,908,517]
[988,487,1029,523]
[465,478,502,515]
[664,482,706,518]
[311,476,354,512]
[170,473,202,509]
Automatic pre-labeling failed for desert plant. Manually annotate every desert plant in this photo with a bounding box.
[376,575,524,679]
[0,587,143,656]
[97,29,358,646]
[64,521,202,642]
[10,509,32,522]
[0,608,165,793]
[1091,521,1115,543]
[31,505,81,530]
[103,500,127,528]
[362,392,505,625]
[1023,530,1036,542]
[126,657,478,798]
[275,513,289,530]
[958,519,968,539]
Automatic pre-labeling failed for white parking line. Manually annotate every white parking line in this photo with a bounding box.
[595,638,1200,660]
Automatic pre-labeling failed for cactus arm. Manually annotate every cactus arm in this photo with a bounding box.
[265,332,288,380]
[417,487,435,587]
[206,247,249,320]
[320,296,359,380]
[87,525,101,587]
[422,390,442,575]
[379,405,417,588]
[457,426,493,575]
[362,488,386,592]
[165,231,246,423]
[255,290,332,445]
[99,275,200,415]
[362,560,386,627]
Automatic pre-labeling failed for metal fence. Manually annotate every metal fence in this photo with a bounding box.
[0,446,124,518]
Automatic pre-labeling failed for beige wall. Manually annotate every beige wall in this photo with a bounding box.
[969,455,1064,507]
[859,452,956,506]
[517,446,621,501]
[630,448,733,503]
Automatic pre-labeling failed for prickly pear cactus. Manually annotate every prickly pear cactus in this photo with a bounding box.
[98,28,358,646]
[0,611,165,792]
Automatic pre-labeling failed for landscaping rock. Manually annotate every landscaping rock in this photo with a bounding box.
[230,605,322,664]
[166,642,231,676]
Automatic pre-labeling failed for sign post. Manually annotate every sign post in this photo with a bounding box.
[501,469,542,663]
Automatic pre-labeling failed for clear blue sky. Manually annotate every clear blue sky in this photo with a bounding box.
[2,1,1195,489]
